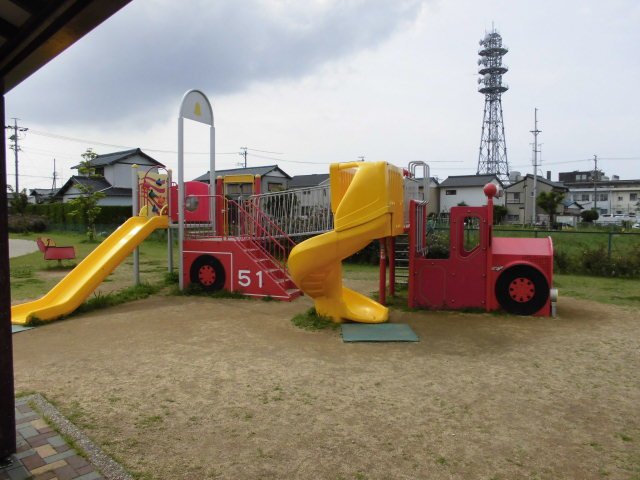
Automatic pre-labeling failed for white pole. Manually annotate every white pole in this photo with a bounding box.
[531,108,540,226]
[167,169,173,274]
[210,124,216,234]
[178,117,185,290]
[131,164,140,286]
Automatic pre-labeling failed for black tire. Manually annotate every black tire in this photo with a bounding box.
[495,264,549,316]
[190,255,226,292]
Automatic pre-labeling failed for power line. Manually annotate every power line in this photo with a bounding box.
[28,129,238,155]
[246,147,283,155]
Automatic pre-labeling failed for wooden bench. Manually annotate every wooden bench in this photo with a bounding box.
[36,237,76,263]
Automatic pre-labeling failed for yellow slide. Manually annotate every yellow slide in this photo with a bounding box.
[11,215,168,325]
[288,161,404,323]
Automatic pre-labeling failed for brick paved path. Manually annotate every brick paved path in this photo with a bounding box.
[1,396,130,480]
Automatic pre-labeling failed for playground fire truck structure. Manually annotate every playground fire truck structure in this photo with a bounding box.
[172,165,556,318]
[171,90,555,321]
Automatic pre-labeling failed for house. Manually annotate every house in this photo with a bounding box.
[422,177,440,216]
[556,199,584,226]
[28,188,59,204]
[194,165,291,196]
[438,174,504,215]
[559,171,640,216]
[558,170,604,183]
[283,173,332,221]
[55,148,164,206]
[288,173,330,189]
[504,174,568,225]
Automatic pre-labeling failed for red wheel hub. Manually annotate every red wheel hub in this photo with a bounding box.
[508,277,535,303]
[198,265,216,286]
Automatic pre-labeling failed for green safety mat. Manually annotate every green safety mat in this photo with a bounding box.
[341,323,419,343]
[12,325,34,334]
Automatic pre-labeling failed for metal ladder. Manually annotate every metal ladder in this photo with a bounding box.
[394,234,410,287]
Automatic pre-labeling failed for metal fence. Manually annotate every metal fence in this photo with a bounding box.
[247,185,333,238]
[493,228,640,259]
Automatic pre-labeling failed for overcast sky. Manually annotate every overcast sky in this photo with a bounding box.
[5,0,640,190]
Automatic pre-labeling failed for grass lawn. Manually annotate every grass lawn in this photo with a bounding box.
[9,230,175,303]
[553,274,640,309]
[9,230,640,310]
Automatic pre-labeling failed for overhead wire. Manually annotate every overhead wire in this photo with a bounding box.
[28,129,239,155]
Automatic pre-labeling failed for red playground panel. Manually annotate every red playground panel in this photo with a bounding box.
[183,238,300,300]
[409,183,554,316]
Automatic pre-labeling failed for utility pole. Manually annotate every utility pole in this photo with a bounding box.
[530,108,541,225]
[240,147,247,168]
[593,154,598,212]
[5,118,28,192]
[51,158,57,190]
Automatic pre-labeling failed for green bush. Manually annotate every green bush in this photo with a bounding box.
[345,240,379,264]
[7,214,48,233]
[563,244,640,278]
[553,249,577,274]
[25,204,131,229]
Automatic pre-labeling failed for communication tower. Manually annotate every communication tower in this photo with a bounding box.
[476,28,509,181]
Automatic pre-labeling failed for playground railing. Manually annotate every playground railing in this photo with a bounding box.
[410,200,428,257]
[232,197,296,272]
[183,195,296,274]
[247,185,334,238]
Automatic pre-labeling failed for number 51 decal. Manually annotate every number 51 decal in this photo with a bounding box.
[238,269,263,288]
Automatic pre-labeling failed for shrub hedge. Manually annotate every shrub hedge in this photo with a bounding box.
[24,204,131,229]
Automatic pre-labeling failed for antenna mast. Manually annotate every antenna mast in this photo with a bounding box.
[476,27,510,182]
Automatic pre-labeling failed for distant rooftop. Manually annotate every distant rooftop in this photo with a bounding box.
[194,165,291,182]
[288,174,330,189]
[439,174,502,188]
[72,148,163,169]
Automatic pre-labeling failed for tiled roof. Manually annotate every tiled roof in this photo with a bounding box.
[439,174,501,188]
[288,174,330,188]
[54,176,129,198]
[29,188,59,196]
[72,148,163,168]
[194,165,291,182]
[507,174,567,190]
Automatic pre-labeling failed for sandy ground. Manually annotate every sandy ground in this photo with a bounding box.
[8,239,38,258]
[11,284,640,480]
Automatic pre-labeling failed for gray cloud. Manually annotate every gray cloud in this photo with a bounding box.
[8,0,425,125]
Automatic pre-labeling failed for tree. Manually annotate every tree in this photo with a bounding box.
[493,204,508,225]
[7,186,28,214]
[67,148,105,241]
[536,191,565,227]
[580,209,599,223]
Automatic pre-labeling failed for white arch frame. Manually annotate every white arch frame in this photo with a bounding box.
[177,89,215,289]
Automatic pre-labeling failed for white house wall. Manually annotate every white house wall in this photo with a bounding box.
[569,185,640,215]
[439,180,503,213]
[107,159,159,188]
[98,196,132,207]
[260,175,288,193]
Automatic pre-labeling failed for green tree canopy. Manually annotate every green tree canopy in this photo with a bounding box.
[7,186,28,214]
[67,148,105,241]
[580,209,599,223]
[536,191,565,226]
[493,204,508,225]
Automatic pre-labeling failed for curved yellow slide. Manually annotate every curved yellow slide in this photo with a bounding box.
[288,161,403,323]
[11,215,168,325]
